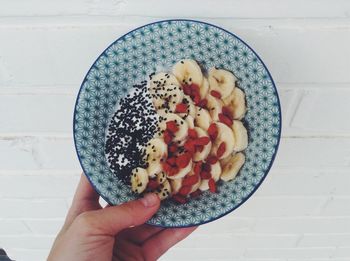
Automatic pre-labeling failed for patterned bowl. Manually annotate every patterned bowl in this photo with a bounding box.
[73,19,281,227]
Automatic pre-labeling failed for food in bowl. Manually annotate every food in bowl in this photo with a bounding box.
[105,59,248,203]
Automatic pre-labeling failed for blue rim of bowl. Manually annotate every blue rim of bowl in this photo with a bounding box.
[73,19,282,228]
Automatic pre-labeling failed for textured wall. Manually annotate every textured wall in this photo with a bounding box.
[0,0,350,260]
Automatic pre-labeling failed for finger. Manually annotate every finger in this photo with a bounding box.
[113,238,143,261]
[79,193,160,235]
[118,224,164,244]
[143,226,197,260]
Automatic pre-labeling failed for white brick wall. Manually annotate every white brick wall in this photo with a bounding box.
[0,1,349,260]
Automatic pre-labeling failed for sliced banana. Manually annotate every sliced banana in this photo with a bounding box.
[172,59,203,86]
[131,167,149,194]
[208,67,236,99]
[213,122,235,159]
[170,178,183,194]
[158,111,189,142]
[149,72,180,91]
[232,120,248,152]
[199,77,209,99]
[199,162,221,191]
[144,138,168,178]
[193,127,212,162]
[206,94,223,121]
[189,170,202,193]
[194,107,212,130]
[184,115,195,129]
[156,179,172,200]
[156,171,167,184]
[220,153,235,167]
[223,87,246,120]
[177,95,196,119]
[151,84,184,111]
[167,159,193,180]
[220,152,245,181]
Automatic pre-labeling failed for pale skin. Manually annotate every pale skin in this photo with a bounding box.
[48,174,197,261]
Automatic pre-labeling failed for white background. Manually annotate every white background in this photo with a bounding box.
[1,0,350,260]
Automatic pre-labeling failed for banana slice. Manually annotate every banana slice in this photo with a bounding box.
[185,115,195,129]
[173,59,203,86]
[223,88,246,120]
[220,153,235,167]
[177,95,196,119]
[158,111,189,142]
[189,170,202,193]
[193,127,212,162]
[156,179,172,200]
[199,77,209,99]
[206,94,223,121]
[194,107,212,130]
[220,152,245,181]
[151,84,184,111]
[170,178,183,194]
[167,159,193,180]
[232,120,248,152]
[208,67,236,99]
[149,72,180,91]
[199,162,221,191]
[213,122,235,159]
[144,138,168,178]
[156,171,167,184]
[131,167,149,194]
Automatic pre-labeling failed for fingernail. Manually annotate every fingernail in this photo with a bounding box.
[140,193,159,207]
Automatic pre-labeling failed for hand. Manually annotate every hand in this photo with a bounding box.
[48,174,196,261]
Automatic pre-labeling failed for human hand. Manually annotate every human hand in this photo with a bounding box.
[48,174,197,261]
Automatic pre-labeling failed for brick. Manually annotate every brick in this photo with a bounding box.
[244,247,335,259]
[24,219,64,235]
[0,220,29,235]
[0,199,68,218]
[0,174,79,198]
[197,216,255,234]
[319,197,350,216]
[253,217,350,234]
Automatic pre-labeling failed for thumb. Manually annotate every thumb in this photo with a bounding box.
[76,193,160,236]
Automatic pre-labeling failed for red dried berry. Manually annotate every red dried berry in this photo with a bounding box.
[194,162,202,175]
[222,106,233,120]
[210,90,222,99]
[183,84,191,95]
[217,142,226,158]
[163,130,173,144]
[166,120,179,133]
[193,136,210,146]
[208,178,216,193]
[218,113,233,126]
[190,189,202,198]
[207,155,218,164]
[166,157,176,166]
[200,171,211,179]
[175,103,188,113]
[184,139,196,153]
[202,162,212,172]
[197,99,208,108]
[196,145,204,152]
[176,153,191,168]
[190,83,200,94]
[188,128,198,139]
[193,94,201,105]
[162,162,172,172]
[147,179,159,190]
[168,143,178,154]
[168,166,179,176]
[173,194,187,204]
[179,185,192,196]
[208,123,218,140]
[182,174,199,186]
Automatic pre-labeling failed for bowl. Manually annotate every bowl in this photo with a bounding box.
[73,19,281,227]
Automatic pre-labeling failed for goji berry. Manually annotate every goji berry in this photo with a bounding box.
[166,157,176,166]
[193,94,201,105]
[188,128,198,139]
[217,142,226,158]
[200,171,211,179]
[222,106,233,120]
[218,113,233,126]
[182,174,199,186]
[190,189,202,198]
[197,98,208,108]
[193,136,210,146]
[196,145,204,152]
[173,194,187,204]
[163,130,173,144]
[168,143,178,154]
[176,153,191,168]
[208,123,218,140]
[166,121,179,133]
[147,179,159,190]
[175,103,188,113]
[183,84,191,95]
[210,90,222,99]
[208,178,216,193]
[179,185,192,196]
[184,139,196,153]
[207,155,218,164]
[194,162,202,175]
[202,162,211,172]
[190,83,200,94]
[168,166,179,176]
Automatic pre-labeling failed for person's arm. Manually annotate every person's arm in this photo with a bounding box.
[48,174,196,261]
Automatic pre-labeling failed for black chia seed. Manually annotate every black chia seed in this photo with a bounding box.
[105,81,158,185]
